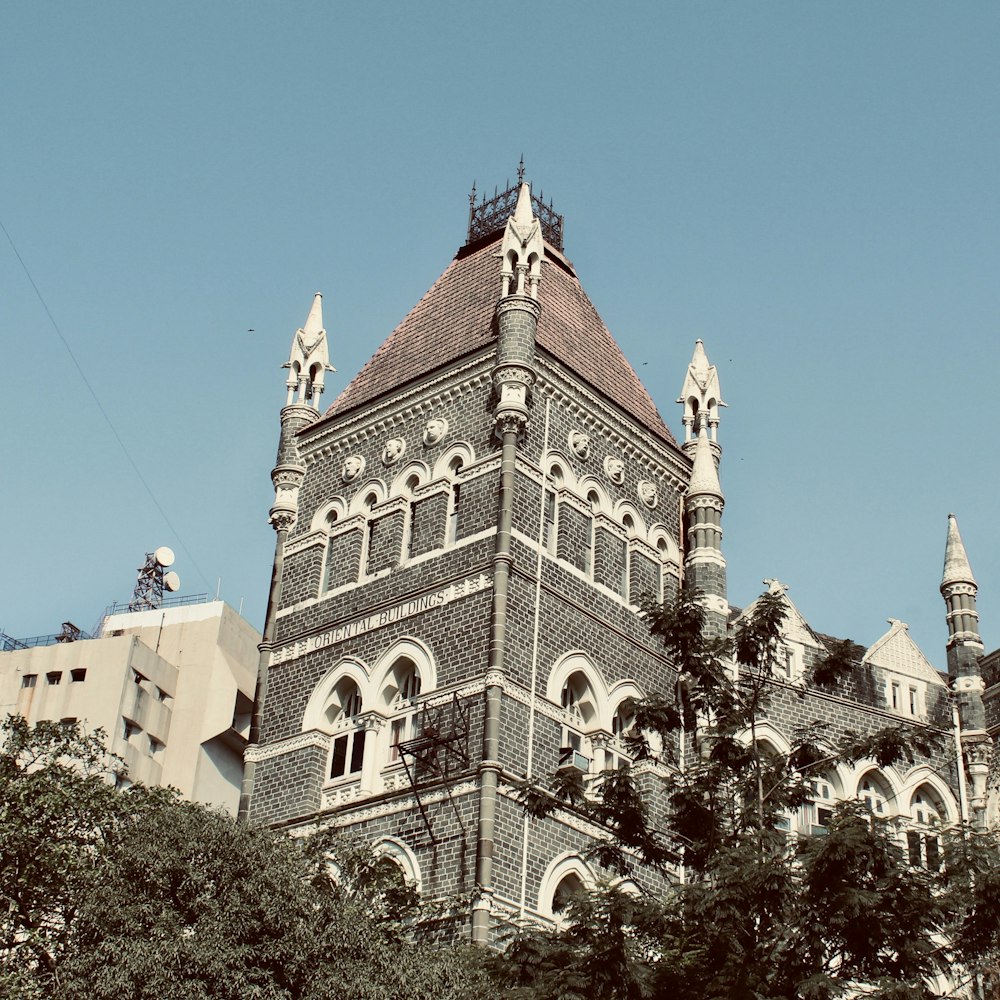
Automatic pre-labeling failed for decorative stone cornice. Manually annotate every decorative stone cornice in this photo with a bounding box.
[245,729,330,763]
[283,528,328,557]
[299,360,494,459]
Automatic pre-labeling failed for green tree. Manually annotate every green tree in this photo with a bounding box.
[502,585,1000,1000]
[0,716,497,1000]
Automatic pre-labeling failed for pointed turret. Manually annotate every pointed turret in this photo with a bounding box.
[684,425,727,632]
[499,182,545,299]
[942,513,978,591]
[678,339,725,444]
[240,295,333,822]
[283,292,336,408]
[940,513,990,827]
[688,424,723,499]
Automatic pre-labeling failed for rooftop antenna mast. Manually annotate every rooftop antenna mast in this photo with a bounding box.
[128,546,181,611]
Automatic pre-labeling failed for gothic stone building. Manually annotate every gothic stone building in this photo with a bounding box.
[241,179,995,943]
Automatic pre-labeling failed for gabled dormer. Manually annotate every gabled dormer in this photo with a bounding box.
[862,618,946,722]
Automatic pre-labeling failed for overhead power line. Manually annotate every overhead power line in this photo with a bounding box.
[0,216,212,592]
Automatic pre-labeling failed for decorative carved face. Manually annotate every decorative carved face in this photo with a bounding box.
[382,438,405,465]
[423,418,448,447]
[603,456,625,485]
[637,480,658,508]
[569,430,590,460]
[341,455,365,483]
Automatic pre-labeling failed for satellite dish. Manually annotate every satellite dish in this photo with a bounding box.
[154,546,175,568]
[163,571,181,592]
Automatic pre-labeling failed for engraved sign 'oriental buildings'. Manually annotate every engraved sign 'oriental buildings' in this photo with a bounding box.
[241,177,997,943]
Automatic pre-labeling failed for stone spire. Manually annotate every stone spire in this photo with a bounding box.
[677,339,725,444]
[688,423,723,499]
[940,513,990,826]
[283,292,336,408]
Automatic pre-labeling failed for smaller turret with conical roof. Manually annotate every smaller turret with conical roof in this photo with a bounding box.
[679,341,727,633]
[940,513,991,826]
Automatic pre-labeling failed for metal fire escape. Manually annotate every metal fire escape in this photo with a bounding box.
[396,692,471,843]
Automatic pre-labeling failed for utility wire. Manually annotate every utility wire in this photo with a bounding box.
[1,216,212,592]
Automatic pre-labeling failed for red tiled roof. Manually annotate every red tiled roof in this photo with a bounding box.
[326,236,676,445]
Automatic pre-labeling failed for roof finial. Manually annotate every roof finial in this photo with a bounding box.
[942,513,977,589]
[282,292,335,410]
[517,154,525,184]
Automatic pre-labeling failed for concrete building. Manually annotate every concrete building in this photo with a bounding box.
[1,598,259,814]
[241,175,996,941]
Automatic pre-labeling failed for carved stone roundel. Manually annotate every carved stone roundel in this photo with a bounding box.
[637,480,658,508]
[603,456,625,485]
[382,438,406,466]
[568,430,590,461]
[423,417,448,447]
[341,455,366,483]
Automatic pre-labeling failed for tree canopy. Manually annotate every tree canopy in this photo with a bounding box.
[502,585,1000,1000]
[0,715,497,1000]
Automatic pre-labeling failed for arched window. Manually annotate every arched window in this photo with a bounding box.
[446,458,463,544]
[404,473,420,561]
[585,490,601,577]
[606,701,636,771]
[858,772,892,817]
[326,678,366,781]
[560,672,597,772]
[362,491,379,577]
[322,508,340,592]
[552,872,586,918]
[538,855,595,925]
[384,658,422,764]
[802,775,839,834]
[542,465,564,555]
[907,785,945,869]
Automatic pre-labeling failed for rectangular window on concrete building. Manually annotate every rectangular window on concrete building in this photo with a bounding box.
[46,672,62,685]
[71,668,86,682]
[21,674,36,688]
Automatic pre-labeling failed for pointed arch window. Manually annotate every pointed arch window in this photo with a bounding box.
[385,659,422,764]
[326,679,366,781]
[907,785,945,869]
[859,773,891,817]
[606,701,637,772]
[559,672,597,772]
[551,872,586,920]
[802,776,838,835]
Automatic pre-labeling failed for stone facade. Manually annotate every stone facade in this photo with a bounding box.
[246,181,995,939]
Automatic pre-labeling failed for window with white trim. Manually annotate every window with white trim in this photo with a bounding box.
[446,459,463,544]
[801,777,837,835]
[605,701,636,771]
[885,675,925,719]
[859,772,891,817]
[559,673,596,772]
[322,509,341,592]
[325,679,366,781]
[404,474,420,561]
[385,659,422,764]
[907,785,945,869]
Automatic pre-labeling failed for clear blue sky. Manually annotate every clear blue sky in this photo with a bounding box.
[3,2,998,667]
